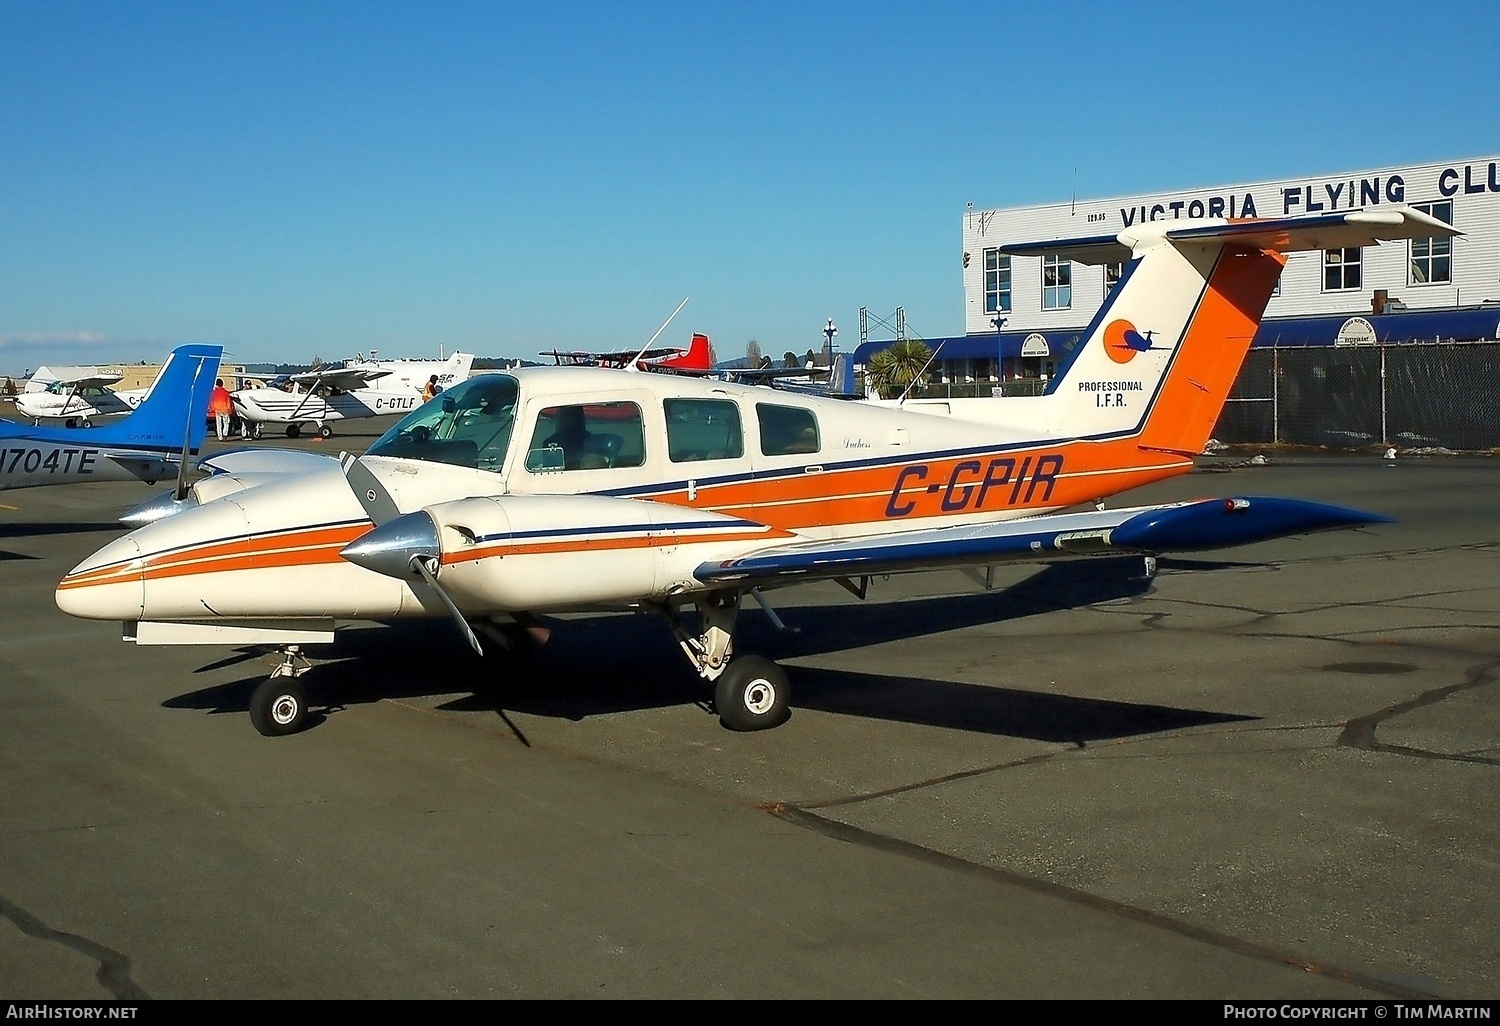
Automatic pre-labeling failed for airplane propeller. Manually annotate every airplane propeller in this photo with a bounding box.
[337,453,483,656]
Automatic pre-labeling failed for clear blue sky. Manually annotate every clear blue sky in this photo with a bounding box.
[1,0,1496,375]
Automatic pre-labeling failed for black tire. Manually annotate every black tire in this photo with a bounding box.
[317,424,333,439]
[714,655,791,732]
[285,424,301,439]
[251,423,263,440]
[249,677,309,737]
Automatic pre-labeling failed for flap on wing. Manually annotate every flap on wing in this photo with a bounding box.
[694,497,1389,585]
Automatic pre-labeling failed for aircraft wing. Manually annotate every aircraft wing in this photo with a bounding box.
[695,496,1388,585]
[288,367,392,390]
[51,372,125,388]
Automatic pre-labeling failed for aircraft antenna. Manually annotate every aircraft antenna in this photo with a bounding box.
[624,297,690,373]
[895,339,946,405]
[172,352,210,501]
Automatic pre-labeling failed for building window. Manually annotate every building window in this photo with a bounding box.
[1323,248,1362,292]
[1104,262,1123,294]
[984,249,1011,313]
[1042,255,1071,310]
[1410,200,1453,285]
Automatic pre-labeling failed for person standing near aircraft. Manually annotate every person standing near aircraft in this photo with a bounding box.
[422,374,442,401]
[210,379,233,441]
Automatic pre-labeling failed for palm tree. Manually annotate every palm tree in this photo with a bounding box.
[864,339,933,399]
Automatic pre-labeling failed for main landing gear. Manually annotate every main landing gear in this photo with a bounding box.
[665,592,792,731]
[284,423,333,439]
[249,646,312,737]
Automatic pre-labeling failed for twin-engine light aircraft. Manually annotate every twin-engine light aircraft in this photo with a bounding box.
[231,351,474,438]
[0,344,222,490]
[56,209,1456,737]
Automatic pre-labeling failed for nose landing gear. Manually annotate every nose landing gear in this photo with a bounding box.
[249,646,312,737]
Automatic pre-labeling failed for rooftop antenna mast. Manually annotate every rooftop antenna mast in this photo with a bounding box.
[625,297,689,373]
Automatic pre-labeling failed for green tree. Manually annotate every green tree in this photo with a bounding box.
[864,339,933,399]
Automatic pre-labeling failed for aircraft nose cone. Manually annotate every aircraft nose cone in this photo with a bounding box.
[339,510,440,580]
[55,535,145,621]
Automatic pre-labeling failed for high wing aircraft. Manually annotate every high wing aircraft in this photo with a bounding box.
[232,351,475,439]
[11,369,140,426]
[0,343,221,489]
[56,208,1457,738]
[543,332,714,374]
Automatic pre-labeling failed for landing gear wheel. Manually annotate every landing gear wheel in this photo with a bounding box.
[285,424,301,439]
[81,417,92,428]
[250,422,263,439]
[317,423,333,439]
[249,677,309,737]
[714,654,791,732]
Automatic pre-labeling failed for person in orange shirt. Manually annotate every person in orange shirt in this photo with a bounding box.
[210,379,233,441]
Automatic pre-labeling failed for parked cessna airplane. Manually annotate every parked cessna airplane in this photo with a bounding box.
[56,208,1456,738]
[543,331,714,373]
[0,343,221,489]
[231,351,475,439]
[12,369,140,426]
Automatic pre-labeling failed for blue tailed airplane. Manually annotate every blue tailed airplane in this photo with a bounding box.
[0,344,222,490]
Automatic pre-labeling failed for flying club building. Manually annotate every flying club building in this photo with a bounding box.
[857,156,1500,393]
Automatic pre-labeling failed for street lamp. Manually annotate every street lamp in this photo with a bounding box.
[991,315,1006,389]
[823,318,838,367]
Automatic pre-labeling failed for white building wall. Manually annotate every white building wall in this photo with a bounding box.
[962,156,1500,336]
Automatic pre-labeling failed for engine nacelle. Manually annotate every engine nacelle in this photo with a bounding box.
[342,493,777,612]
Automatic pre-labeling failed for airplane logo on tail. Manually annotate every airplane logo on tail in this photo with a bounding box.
[1103,320,1164,364]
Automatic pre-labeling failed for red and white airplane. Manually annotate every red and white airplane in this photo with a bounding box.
[56,208,1456,737]
[543,331,714,374]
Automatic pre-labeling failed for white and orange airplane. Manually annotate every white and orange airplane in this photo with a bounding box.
[55,208,1456,737]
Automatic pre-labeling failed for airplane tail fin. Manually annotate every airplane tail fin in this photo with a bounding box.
[1004,207,1459,457]
[662,333,714,372]
[79,344,223,451]
[447,352,475,383]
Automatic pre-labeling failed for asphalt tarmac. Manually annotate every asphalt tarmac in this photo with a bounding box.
[1,422,1496,999]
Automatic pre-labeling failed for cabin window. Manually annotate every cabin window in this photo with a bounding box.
[665,398,743,463]
[365,373,520,472]
[1323,248,1363,291]
[525,401,645,472]
[1042,255,1071,310]
[1409,200,1453,285]
[756,403,820,457]
[983,250,1011,313]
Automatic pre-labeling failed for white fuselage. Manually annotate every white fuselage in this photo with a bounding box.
[12,385,146,423]
[56,363,1187,628]
[232,353,475,427]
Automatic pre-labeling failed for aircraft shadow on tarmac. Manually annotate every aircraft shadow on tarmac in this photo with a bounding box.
[0,521,135,560]
[166,556,1257,741]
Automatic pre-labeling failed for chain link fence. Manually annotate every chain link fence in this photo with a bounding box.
[1213,341,1500,451]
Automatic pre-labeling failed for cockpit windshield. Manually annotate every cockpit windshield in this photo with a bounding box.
[366,374,519,472]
